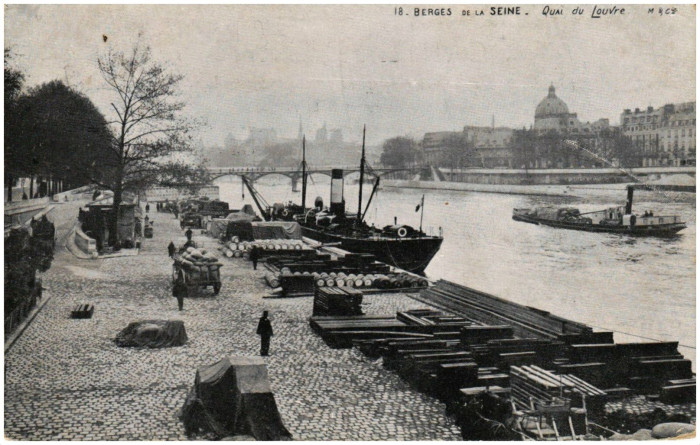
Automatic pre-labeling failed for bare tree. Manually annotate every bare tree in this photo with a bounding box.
[97,42,204,245]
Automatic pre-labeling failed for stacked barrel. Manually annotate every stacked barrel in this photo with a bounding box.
[220,238,307,258]
[312,272,428,290]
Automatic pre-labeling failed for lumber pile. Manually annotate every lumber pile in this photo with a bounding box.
[309,315,431,348]
[312,287,363,317]
[510,365,607,413]
[417,280,593,339]
[71,304,94,319]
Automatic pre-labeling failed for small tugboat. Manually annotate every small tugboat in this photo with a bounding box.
[512,185,686,237]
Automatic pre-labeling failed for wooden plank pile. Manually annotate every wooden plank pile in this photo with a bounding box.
[660,378,696,404]
[510,365,607,414]
[309,315,433,349]
[71,304,94,319]
[417,280,593,339]
[312,287,363,317]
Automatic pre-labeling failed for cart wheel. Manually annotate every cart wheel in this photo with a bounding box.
[213,282,221,295]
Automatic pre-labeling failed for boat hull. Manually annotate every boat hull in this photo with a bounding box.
[300,226,443,273]
[512,214,686,237]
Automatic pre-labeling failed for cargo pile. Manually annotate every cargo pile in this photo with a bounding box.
[414,280,695,405]
[220,238,308,258]
[175,247,222,269]
[173,247,223,297]
[312,287,363,316]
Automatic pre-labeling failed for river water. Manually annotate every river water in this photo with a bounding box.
[215,176,696,367]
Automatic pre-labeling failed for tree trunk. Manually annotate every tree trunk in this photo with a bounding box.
[7,174,13,203]
[109,187,122,246]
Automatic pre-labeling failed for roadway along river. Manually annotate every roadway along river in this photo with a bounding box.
[215,176,696,367]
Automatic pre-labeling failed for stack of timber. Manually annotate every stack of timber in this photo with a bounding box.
[312,287,364,317]
[309,315,431,349]
[510,365,607,413]
[417,280,594,340]
[564,341,694,394]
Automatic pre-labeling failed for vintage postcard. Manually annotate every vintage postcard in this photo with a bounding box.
[4,4,696,441]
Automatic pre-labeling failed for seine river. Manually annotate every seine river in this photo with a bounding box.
[215,176,696,367]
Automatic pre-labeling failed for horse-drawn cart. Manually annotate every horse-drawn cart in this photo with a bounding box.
[172,250,222,297]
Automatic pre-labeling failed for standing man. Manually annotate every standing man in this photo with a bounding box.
[185,228,193,242]
[168,241,176,258]
[256,311,273,356]
[145,203,150,213]
[250,246,260,270]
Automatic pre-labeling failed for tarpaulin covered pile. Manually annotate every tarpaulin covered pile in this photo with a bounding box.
[251,222,302,240]
[207,219,229,239]
[179,356,292,440]
[226,221,255,241]
[226,211,257,222]
[114,320,187,348]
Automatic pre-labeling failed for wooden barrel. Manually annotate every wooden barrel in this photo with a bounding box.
[234,250,242,258]
[345,280,354,288]
[335,279,345,287]
[346,274,356,281]
[294,244,302,250]
[337,272,347,279]
[293,271,301,276]
[265,273,280,288]
[364,279,372,287]
[325,279,335,287]
[232,236,240,243]
[329,272,337,278]
[319,272,329,279]
[354,279,364,287]
[316,279,326,287]
[281,267,292,275]
[224,249,234,258]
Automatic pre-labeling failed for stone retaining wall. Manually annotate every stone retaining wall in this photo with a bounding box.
[74,224,97,256]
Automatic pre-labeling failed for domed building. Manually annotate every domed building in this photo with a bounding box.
[534,85,581,133]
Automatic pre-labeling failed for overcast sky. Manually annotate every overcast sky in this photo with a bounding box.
[5,4,696,146]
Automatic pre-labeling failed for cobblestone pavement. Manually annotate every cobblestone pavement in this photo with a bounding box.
[5,205,461,440]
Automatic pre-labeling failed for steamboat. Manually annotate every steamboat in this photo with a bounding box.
[512,185,686,237]
[243,129,443,273]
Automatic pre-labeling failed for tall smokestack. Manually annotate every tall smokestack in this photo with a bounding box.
[330,169,345,217]
[625,185,634,215]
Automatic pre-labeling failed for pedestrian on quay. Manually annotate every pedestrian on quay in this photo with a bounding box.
[174,281,186,311]
[168,241,176,258]
[256,311,273,356]
[250,246,260,270]
[185,228,193,241]
[145,203,150,213]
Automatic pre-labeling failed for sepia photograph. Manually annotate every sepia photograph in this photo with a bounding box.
[3,4,696,441]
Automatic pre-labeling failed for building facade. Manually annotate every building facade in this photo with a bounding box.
[620,102,696,166]
[463,126,514,168]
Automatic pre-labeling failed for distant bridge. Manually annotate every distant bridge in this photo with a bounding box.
[207,165,425,189]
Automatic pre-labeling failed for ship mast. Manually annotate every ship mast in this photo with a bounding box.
[301,135,307,211]
[357,125,366,225]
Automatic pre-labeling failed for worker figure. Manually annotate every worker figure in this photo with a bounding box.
[256,311,273,356]
[168,241,176,258]
[145,203,150,213]
[185,228,193,241]
[250,246,260,270]
[174,281,186,311]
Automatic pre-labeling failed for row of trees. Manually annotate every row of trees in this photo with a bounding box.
[378,130,640,171]
[5,43,209,245]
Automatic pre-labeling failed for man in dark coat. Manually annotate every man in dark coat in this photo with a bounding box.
[185,228,193,242]
[250,246,260,270]
[168,241,176,258]
[145,203,150,213]
[256,311,273,356]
